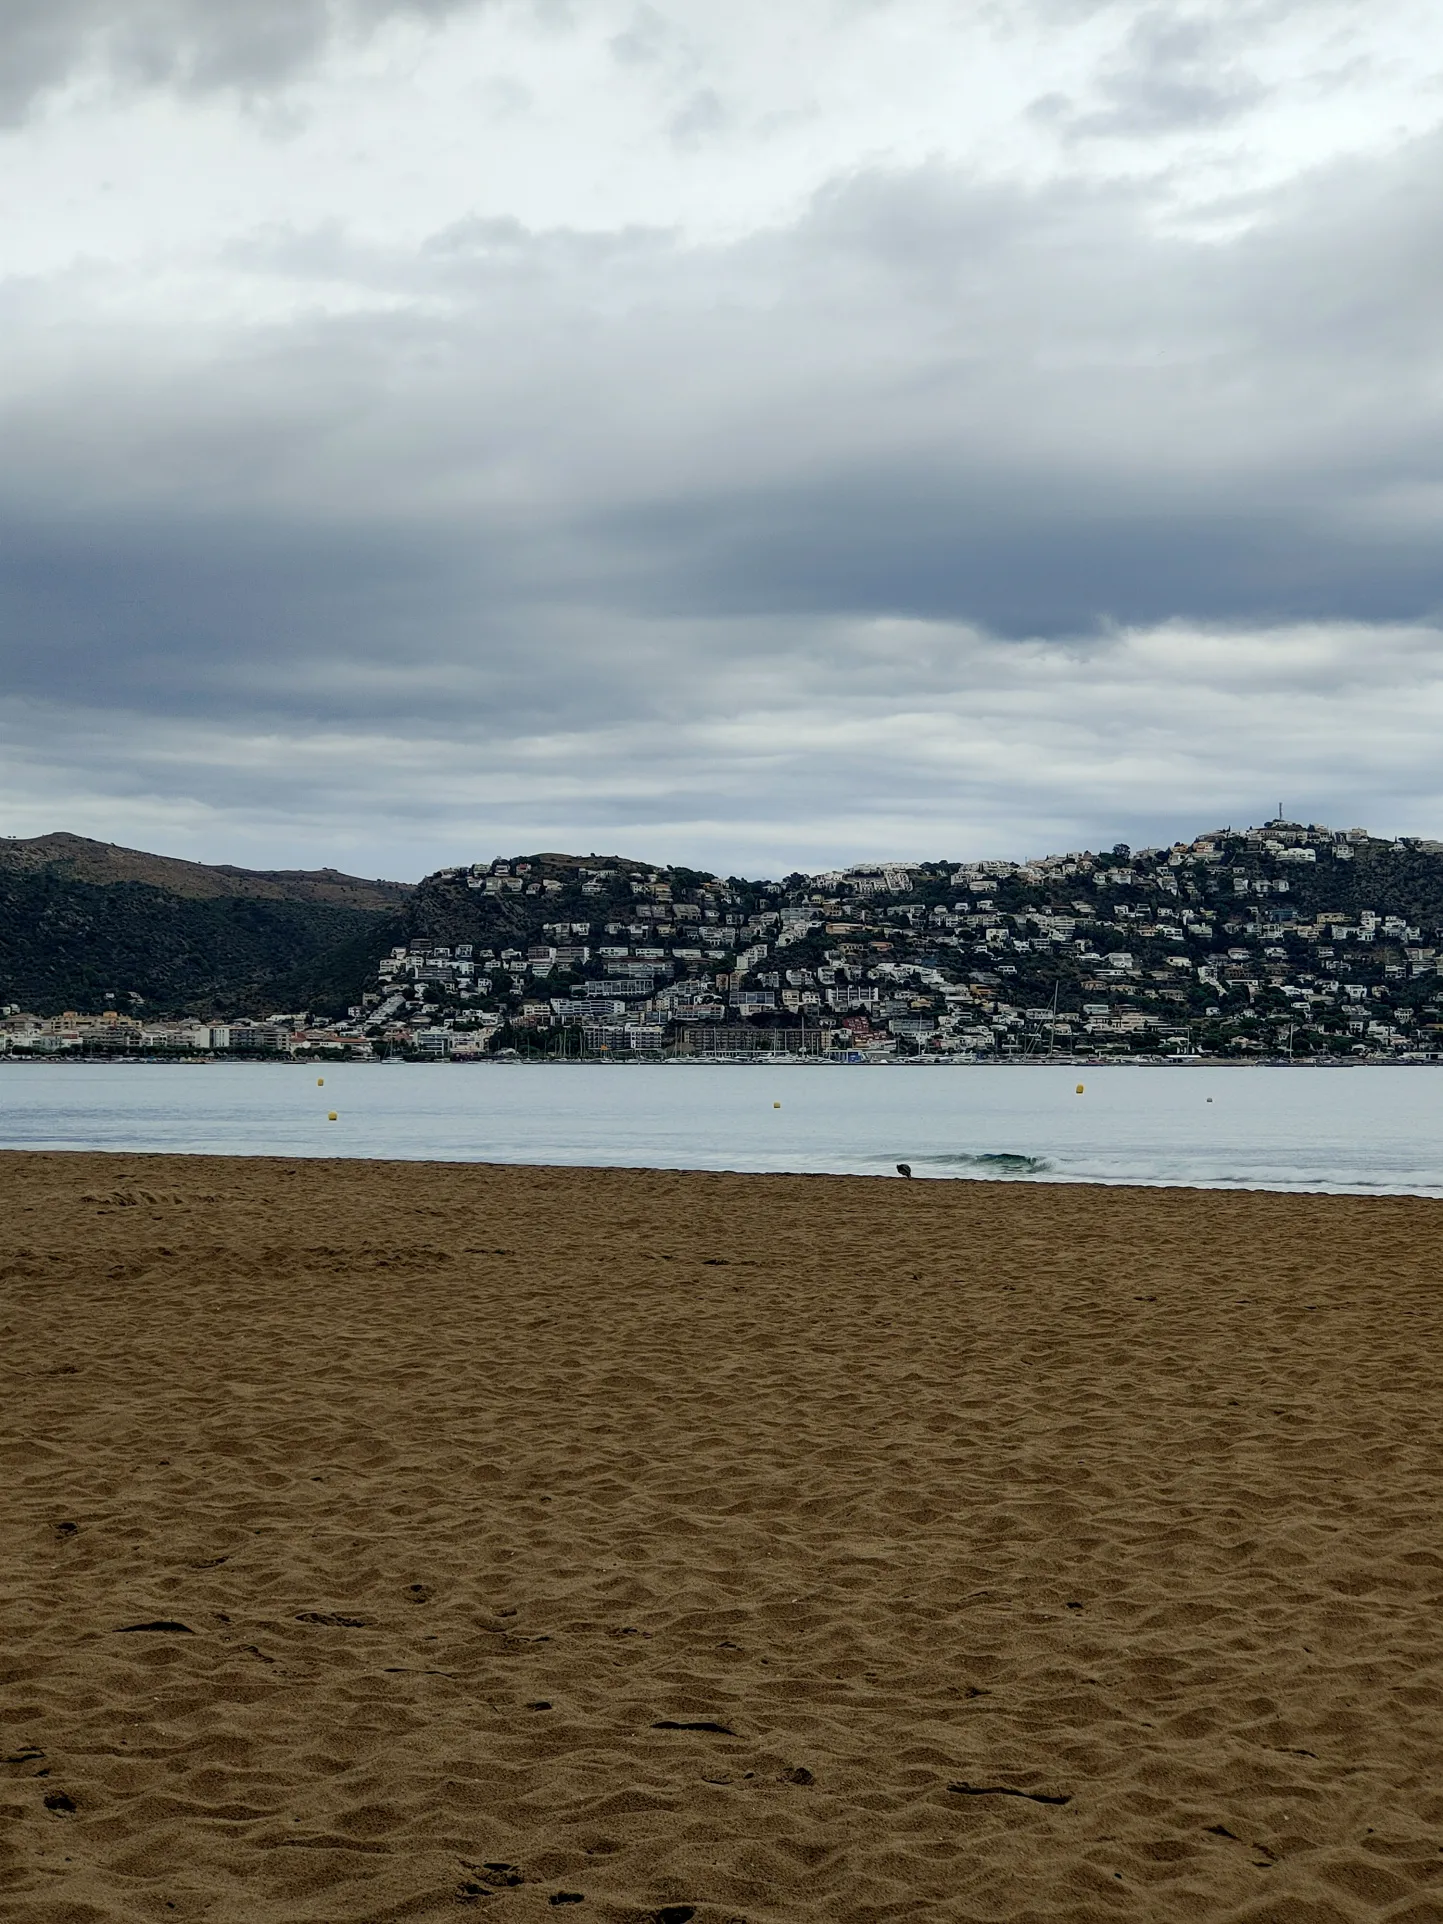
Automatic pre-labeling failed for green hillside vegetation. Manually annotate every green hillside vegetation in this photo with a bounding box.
[0,836,410,1017]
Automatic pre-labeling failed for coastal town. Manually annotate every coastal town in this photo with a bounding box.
[5,817,1443,1063]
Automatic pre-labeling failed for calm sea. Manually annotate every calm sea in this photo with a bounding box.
[1,1061,1440,1195]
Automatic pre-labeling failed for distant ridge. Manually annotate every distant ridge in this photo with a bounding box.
[0,835,412,1017]
[0,834,412,911]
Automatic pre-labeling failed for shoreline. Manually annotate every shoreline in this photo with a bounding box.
[3,1145,1440,1199]
[0,1139,1429,1191]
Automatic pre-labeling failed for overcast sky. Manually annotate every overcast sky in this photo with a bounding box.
[3,0,1443,878]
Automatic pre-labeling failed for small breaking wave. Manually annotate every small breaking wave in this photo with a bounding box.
[903,1152,1055,1178]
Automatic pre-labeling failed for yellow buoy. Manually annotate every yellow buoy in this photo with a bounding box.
[1075,1083,1085,1095]
[317,1077,324,1086]
[328,1112,338,1121]
[774,1101,781,1109]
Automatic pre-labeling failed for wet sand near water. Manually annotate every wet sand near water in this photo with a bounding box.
[2,1150,1442,1923]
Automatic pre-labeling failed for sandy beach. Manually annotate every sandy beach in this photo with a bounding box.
[3,1151,1442,1924]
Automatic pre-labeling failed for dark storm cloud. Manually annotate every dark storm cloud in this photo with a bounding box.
[593,474,1443,636]
[0,0,490,120]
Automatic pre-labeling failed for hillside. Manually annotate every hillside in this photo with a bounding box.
[0,836,411,1017]
[359,826,1443,1060]
[7,822,1443,1057]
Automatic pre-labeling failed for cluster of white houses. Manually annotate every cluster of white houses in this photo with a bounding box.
[6,822,1443,1061]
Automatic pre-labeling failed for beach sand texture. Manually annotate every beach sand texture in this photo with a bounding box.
[3,1151,1442,1924]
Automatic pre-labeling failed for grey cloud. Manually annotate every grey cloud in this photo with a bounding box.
[669,86,728,147]
[1032,3,1273,139]
[6,123,1443,861]
[608,5,670,68]
[7,614,1443,875]
[10,134,1443,630]
[0,0,491,121]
